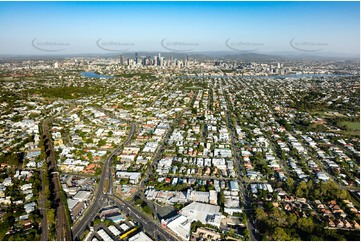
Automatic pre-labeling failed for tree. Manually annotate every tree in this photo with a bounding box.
[97,139,106,146]
[295,181,308,197]
[134,197,143,206]
[297,217,314,233]
[87,152,93,160]
[218,191,225,207]
[255,208,267,221]
[272,227,291,241]
[46,209,55,226]
[0,220,10,240]
[142,205,152,215]
[319,180,350,200]
[287,213,297,226]
[306,179,313,190]
[339,189,349,200]
[85,138,93,144]
[243,228,250,240]
[271,207,288,227]
[6,153,21,167]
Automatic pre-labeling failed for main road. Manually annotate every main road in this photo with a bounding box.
[72,122,136,240]
[72,121,180,241]
[108,194,179,241]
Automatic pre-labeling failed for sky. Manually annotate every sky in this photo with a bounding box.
[0,1,359,56]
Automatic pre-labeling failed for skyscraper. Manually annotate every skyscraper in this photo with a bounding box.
[157,53,161,66]
[119,55,124,65]
[135,53,139,64]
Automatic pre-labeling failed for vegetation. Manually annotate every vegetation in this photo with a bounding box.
[254,180,360,240]
[341,121,360,130]
[31,85,104,99]
[114,72,156,80]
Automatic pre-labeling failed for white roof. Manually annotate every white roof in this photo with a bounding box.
[166,214,191,241]
[317,172,330,180]
[128,231,153,241]
[119,223,130,231]
[116,171,141,179]
[97,229,113,241]
[73,191,91,201]
[108,225,121,237]
[180,202,222,227]
[188,190,209,203]
[67,198,79,210]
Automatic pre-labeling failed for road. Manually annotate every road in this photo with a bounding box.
[72,120,180,241]
[108,194,179,241]
[137,111,183,194]
[72,122,136,240]
[224,91,258,241]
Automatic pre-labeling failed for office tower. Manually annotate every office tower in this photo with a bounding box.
[119,55,124,65]
[128,59,134,66]
[157,54,161,66]
[135,53,139,64]
[143,57,150,66]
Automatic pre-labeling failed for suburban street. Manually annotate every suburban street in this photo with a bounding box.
[224,92,258,241]
[138,111,183,194]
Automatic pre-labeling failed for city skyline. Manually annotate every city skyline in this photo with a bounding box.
[0,1,359,56]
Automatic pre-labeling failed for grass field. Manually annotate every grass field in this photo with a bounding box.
[313,111,346,118]
[341,121,360,130]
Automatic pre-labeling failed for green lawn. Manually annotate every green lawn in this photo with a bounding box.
[313,111,346,118]
[341,121,360,130]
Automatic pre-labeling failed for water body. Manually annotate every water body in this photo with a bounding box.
[80,71,113,79]
[180,73,354,79]
[250,73,354,79]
